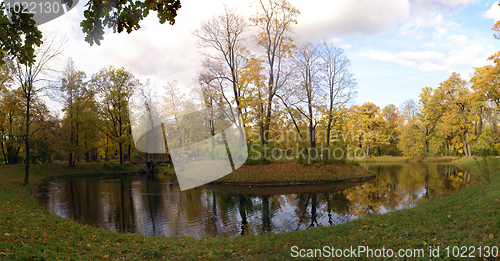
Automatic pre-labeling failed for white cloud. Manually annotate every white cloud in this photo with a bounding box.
[398,12,460,40]
[446,34,468,45]
[485,3,500,20]
[410,0,475,9]
[423,42,437,48]
[359,50,446,70]
[295,0,410,39]
[358,36,492,72]
[294,0,475,41]
[45,0,225,88]
[324,38,352,50]
[329,37,344,44]
[340,43,352,50]
[444,42,492,68]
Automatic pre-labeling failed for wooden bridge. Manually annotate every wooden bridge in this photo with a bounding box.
[132,157,172,170]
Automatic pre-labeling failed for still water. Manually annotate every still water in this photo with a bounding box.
[35,163,471,238]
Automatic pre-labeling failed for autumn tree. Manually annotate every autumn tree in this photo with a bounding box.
[250,0,299,145]
[380,104,400,155]
[239,56,268,136]
[398,100,425,157]
[493,20,500,40]
[471,57,500,108]
[59,59,101,165]
[24,94,57,164]
[8,34,64,184]
[293,42,322,152]
[0,64,24,164]
[437,73,473,157]
[194,76,219,159]
[90,66,138,165]
[347,103,387,157]
[417,87,444,156]
[319,39,356,153]
[194,5,248,121]
[129,80,168,161]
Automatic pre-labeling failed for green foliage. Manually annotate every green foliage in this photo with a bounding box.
[59,59,101,166]
[81,0,181,46]
[159,163,175,175]
[103,162,131,172]
[29,149,51,164]
[0,5,42,66]
[472,156,498,183]
[246,141,279,163]
[398,124,425,158]
[90,66,138,165]
[296,150,308,164]
[347,160,360,167]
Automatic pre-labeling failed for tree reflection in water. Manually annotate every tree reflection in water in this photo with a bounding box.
[35,163,470,238]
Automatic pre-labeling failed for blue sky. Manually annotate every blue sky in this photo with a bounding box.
[341,0,499,108]
[41,0,500,110]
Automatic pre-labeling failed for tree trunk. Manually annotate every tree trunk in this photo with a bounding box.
[424,137,428,157]
[128,144,131,162]
[462,135,468,157]
[309,119,316,149]
[366,141,370,157]
[105,136,109,161]
[24,97,30,185]
[128,126,132,162]
[1,142,6,164]
[263,99,272,146]
[325,118,333,160]
[119,142,123,165]
[262,76,274,146]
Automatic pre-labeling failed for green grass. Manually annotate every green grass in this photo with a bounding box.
[0,157,499,260]
[359,155,460,163]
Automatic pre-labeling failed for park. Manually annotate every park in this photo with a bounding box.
[1,0,500,259]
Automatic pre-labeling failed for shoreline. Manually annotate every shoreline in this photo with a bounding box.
[35,171,149,184]
[359,155,460,163]
[211,160,375,184]
[211,175,375,186]
[25,160,376,189]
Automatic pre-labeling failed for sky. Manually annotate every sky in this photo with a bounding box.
[39,0,500,111]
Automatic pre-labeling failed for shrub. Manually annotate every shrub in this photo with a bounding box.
[348,160,360,167]
[103,163,130,172]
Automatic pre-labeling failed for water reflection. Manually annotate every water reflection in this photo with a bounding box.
[35,163,470,238]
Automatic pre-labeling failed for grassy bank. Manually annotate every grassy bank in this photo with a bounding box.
[0,158,499,260]
[359,155,460,163]
[0,161,147,184]
[159,160,375,185]
[213,161,374,184]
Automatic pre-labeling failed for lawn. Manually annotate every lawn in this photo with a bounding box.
[359,155,460,163]
[0,157,499,260]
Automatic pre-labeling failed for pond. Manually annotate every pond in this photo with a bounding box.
[35,162,471,238]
